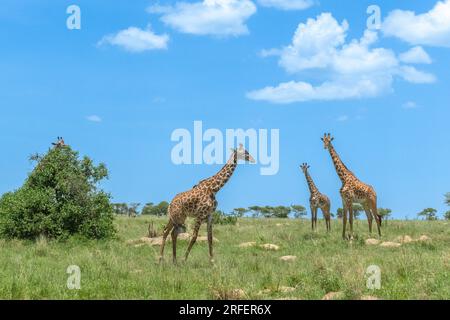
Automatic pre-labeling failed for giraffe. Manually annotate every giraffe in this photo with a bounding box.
[321,133,381,240]
[52,136,66,148]
[159,144,255,264]
[300,163,331,232]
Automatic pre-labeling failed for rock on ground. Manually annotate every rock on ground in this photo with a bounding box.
[279,286,296,293]
[396,235,413,244]
[365,239,380,245]
[260,243,280,251]
[418,235,431,242]
[360,295,380,300]
[238,242,257,248]
[213,289,247,300]
[380,241,402,248]
[280,255,297,262]
[322,291,345,300]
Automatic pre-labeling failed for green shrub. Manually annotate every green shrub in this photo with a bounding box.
[0,145,115,240]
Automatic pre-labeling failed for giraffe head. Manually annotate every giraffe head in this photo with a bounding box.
[300,162,310,173]
[52,136,66,148]
[321,133,334,150]
[232,144,255,163]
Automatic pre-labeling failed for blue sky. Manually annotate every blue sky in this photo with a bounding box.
[1,0,449,219]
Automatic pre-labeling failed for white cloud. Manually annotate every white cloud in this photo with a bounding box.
[399,46,432,64]
[402,101,418,109]
[247,13,435,104]
[98,25,169,52]
[257,0,314,11]
[148,0,257,37]
[86,115,102,122]
[383,0,450,47]
[398,66,436,83]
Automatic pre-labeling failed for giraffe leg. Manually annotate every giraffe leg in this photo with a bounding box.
[322,206,330,232]
[171,227,178,265]
[370,199,382,237]
[159,220,173,263]
[363,204,373,234]
[184,219,202,262]
[342,202,348,240]
[314,207,318,231]
[348,203,354,240]
[207,214,214,263]
[310,205,315,231]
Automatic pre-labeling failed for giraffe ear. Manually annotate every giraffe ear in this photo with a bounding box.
[331,137,334,141]
[321,137,324,141]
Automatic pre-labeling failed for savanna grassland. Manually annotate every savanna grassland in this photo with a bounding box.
[0,216,449,300]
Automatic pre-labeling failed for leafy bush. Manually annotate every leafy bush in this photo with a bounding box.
[0,145,115,240]
[212,210,238,225]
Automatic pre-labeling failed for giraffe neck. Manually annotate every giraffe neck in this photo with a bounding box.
[328,144,353,183]
[207,152,238,193]
[304,170,319,194]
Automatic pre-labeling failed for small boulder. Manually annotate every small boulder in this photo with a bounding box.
[380,241,401,248]
[322,291,345,300]
[396,235,413,244]
[238,241,257,248]
[279,286,296,293]
[260,243,280,251]
[418,235,431,242]
[360,295,380,300]
[280,255,297,262]
[365,238,380,245]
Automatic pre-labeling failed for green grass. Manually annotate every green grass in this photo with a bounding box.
[0,216,449,299]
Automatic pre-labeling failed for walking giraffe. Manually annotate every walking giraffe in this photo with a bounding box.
[300,163,331,232]
[159,144,255,264]
[321,133,381,239]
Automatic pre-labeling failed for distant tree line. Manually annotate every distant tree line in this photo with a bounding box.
[112,201,169,217]
[113,192,450,221]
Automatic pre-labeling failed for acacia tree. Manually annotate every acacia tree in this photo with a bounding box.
[417,208,438,221]
[444,211,450,220]
[291,205,307,218]
[232,208,248,217]
[378,208,392,225]
[0,144,115,240]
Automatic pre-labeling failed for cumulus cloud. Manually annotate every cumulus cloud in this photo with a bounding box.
[382,0,450,47]
[86,115,102,122]
[148,0,257,37]
[247,13,435,104]
[257,0,314,10]
[98,25,169,52]
[399,46,432,64]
